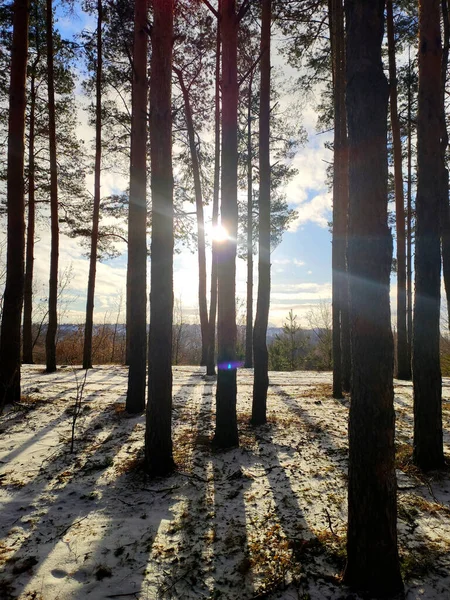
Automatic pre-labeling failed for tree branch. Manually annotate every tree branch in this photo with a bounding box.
[201,0,219,19]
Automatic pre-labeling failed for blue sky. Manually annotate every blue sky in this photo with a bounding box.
[24,2,341,328]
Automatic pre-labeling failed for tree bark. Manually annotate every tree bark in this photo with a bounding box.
[244,72,253,369]
[387,0,410,380]
[214,0,239,448]
[83,0,103,371]
[174,67,209,369]
[126,0,148,413]
[407,52,413,369]
[0,0,29,410]
[330,0,348,399]
[45,0,59,374]
[145,0,175,475]
[413,0,445,471]
[206,3,221,378]
[23,53,38,365]
[343,0,403,594]
[252,0,271,426]
[337,0,351,394]
[440,0,450,328]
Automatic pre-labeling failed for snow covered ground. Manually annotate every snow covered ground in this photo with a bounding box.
[0,365,449,599]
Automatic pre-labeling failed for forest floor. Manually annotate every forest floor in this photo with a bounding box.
[0,366,449,600]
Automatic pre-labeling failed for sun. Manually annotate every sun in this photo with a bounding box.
[210,224,228,242]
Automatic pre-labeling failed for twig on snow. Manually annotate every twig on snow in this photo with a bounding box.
[48,515,90,542]
[324,509,337,537]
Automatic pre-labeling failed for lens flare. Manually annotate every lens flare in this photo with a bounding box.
[211,224,228,242]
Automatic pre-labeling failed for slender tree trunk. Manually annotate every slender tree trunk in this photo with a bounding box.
[387,0,409,380]
[0,0,29,410]
[245,72,253,369]
[252,0,271,426]
[126,0,148,413]
[125,266,131,365]
[23,61,38,365]
[83,0,103,371]
[45,0,59,373]
[440,0,450,327]
[413,0,445,471]
[214,0,239,448]
[145,0,175,475]
[407,52,413,368]
[330,0,347,399]
[343,0,403,594]
[174,68,209,368]
[337,0,351,394]
[206,4,221,377]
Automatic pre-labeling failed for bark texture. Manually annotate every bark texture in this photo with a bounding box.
[0,0,29,410]
[387,0,409,380]
[440,0,450,327]
[174,68,209,369]
[343,0,403,594]
[413,0,445,471]
[83,0,103,371]
[407,55,413,369]
[252,0,271,426]
[206,5,221,377]
[126,0,148,413]
[214,0,239,448]
[330,0,348,398]
[45,0,59,373]
[23,50,38,365]
[245,73,253,369]
[145,0,175,475]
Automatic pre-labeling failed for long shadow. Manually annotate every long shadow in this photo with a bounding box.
[251,424,319,592]
[271,385,349,477]
[21,368,127,399]
[67,466,175,598]
[0,411,69,466]
[0,401,128,536]
[0,408,143,598]
[153,380,215,598]
[210,436,254,598]
[0,381,128,469]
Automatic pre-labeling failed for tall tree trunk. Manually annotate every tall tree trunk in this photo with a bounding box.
[407,52,413,368]
[83,0,103,371]
[125,266,131,365]
[206,4,221,377]
[214,0,239,448]
[387,0,409,380]
[0,0,29,410]
[330,0,348,398]
[413,0,445,471]
[244,72,253,369]
[45,0,59,373]
[145,0,175,475]
[440,0,450,327]
[337,0,351,394]
[252,0,271,426]
[343,0,403,594]
[23,59,38,365]
[126,0,148,413]
[174,68,209,368]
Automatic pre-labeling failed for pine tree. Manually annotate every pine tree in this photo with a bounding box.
[387,0,409,380]
[252,0,271,425]
[44,0,59,373]
[83,0,103,371]
[0,0,29,411]
[343,0,403,593]
[145,0,175,475]
[412,0,445,471]
[125,0,148,413]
